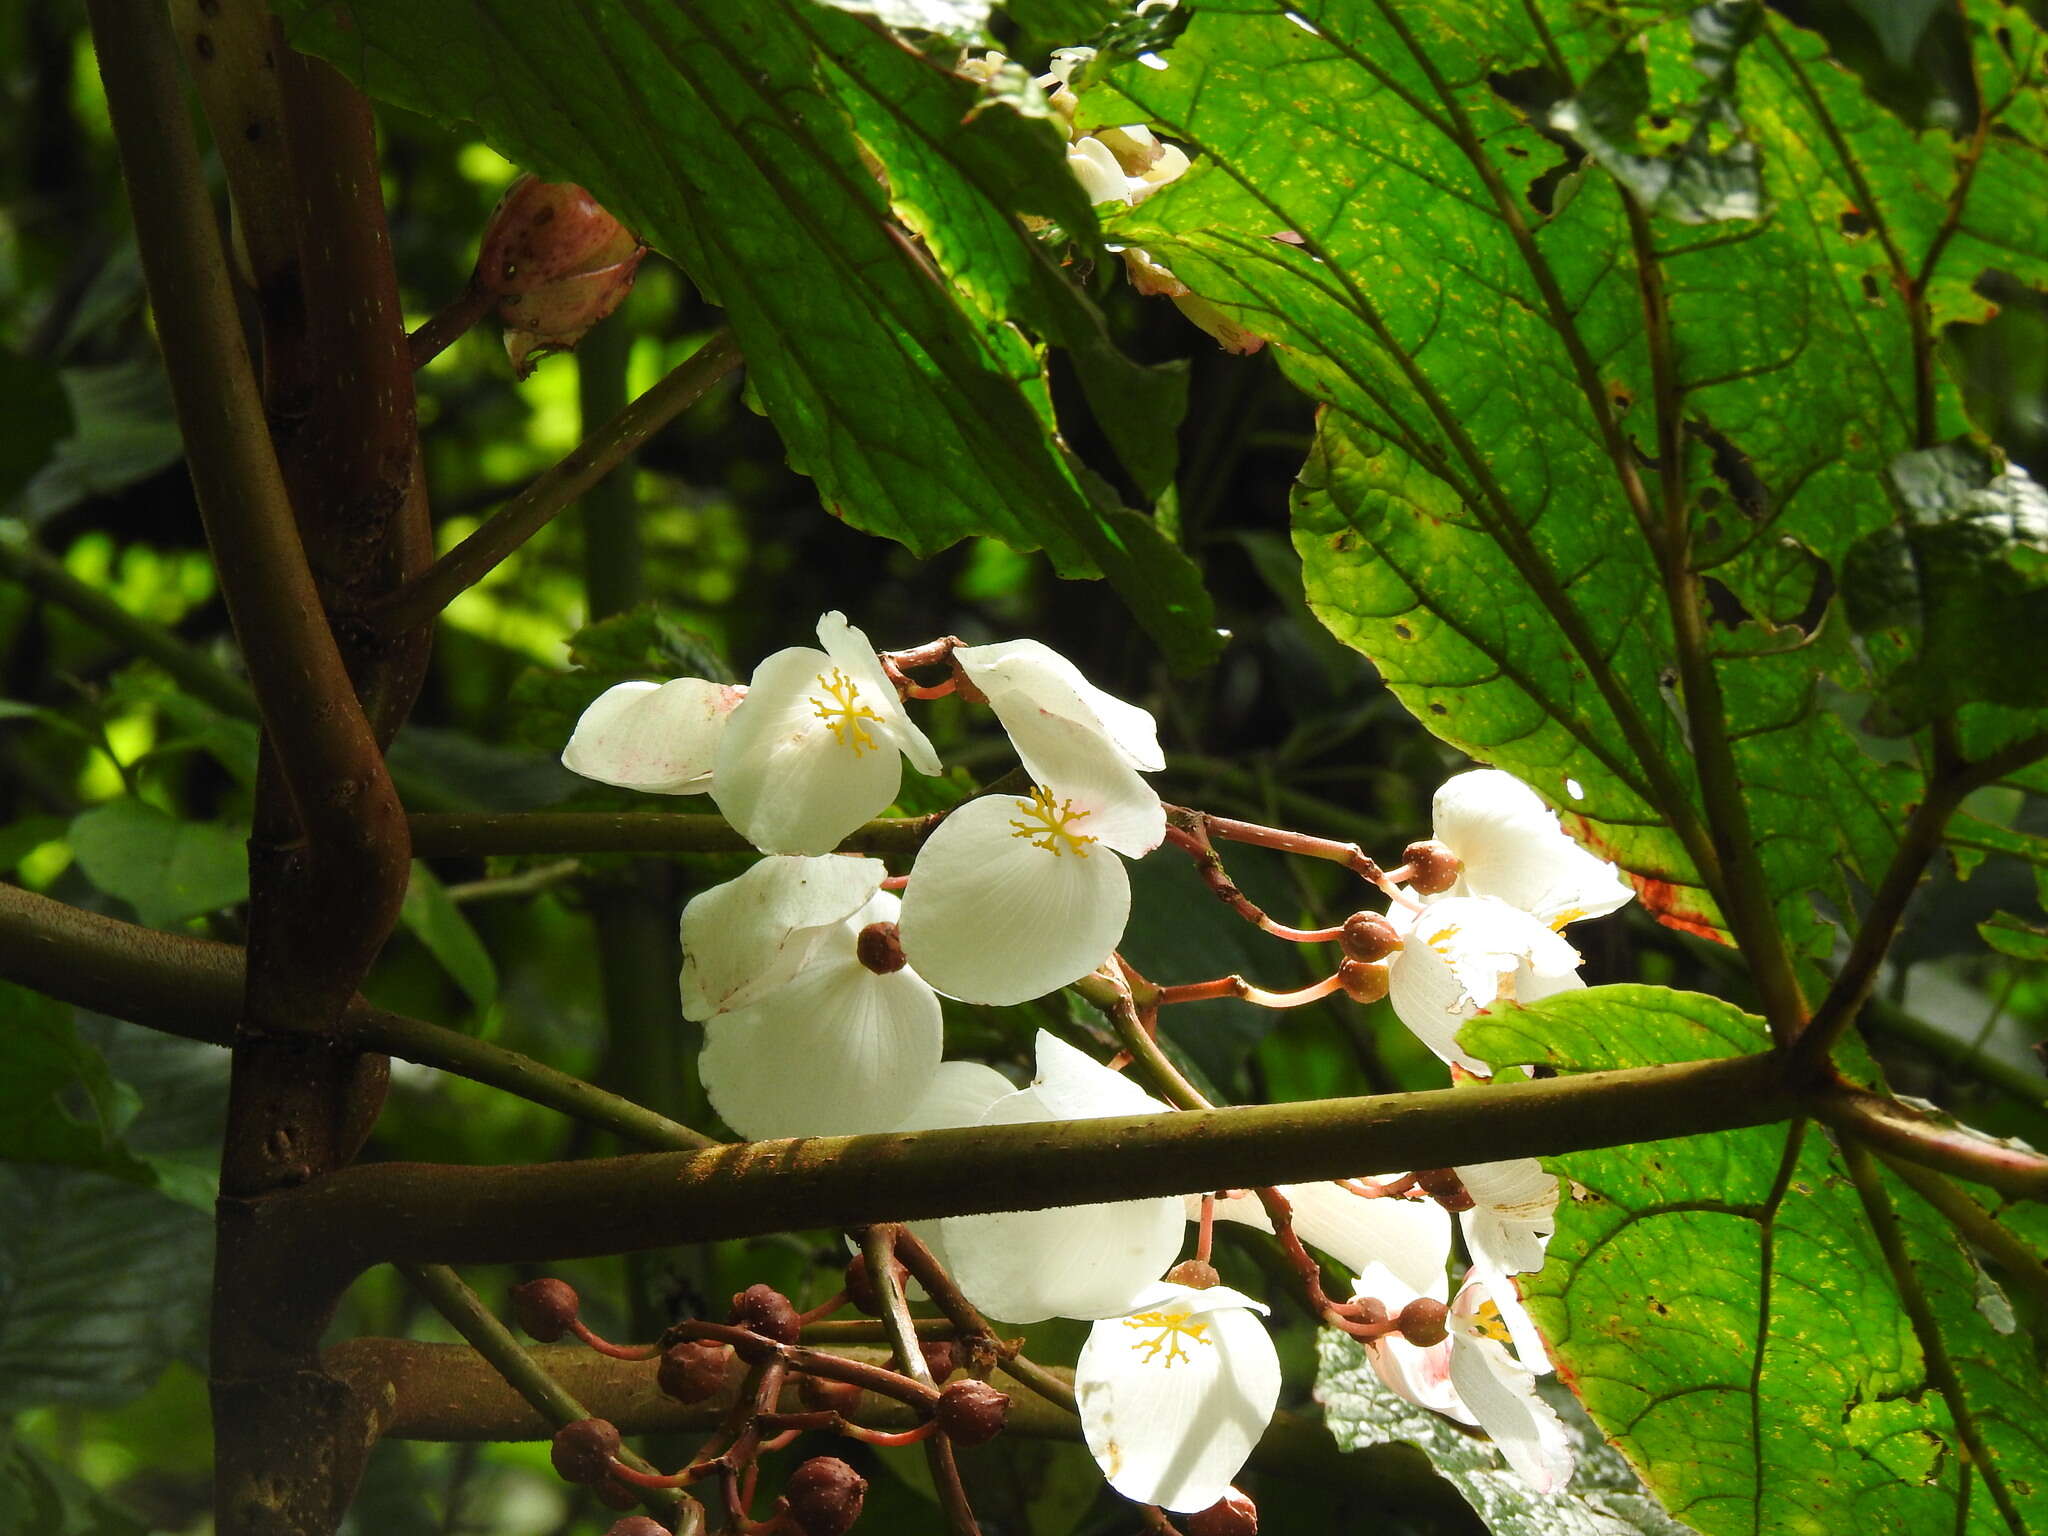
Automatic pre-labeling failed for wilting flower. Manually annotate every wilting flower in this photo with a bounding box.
[713,611,940,855]
[1075,1281,1280,1512]
[898,646,1163,1005]
[1355,1262,1574,1493]
[929,1032,1188,1323]
[681,856,940,1138]
[562,677,745,794]
[1454,1159,1559,1277]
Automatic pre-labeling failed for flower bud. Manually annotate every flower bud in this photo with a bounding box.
[728,1284,801,1360]
[799,1371,866,1416]
[658,1339,732,1404]
[1397,1297,1450,1348]
[785,1456,867,1536]
[1350,1294,1389,1326]
[1339,910,1400,964]
[934,1379,1010,1447]
[844,1252,906,1316]
[510,1277,580,1342]
[1186,1487,1259,1536]
[1401,839,1460,895]
[855,921,907,975]
[1337,959,1389,1005]
[1166,1258,1220,1290]
[1415,1167,1475,1212]
[594,1478,641,1511]
[605,1520,672,1536]
[920,1339,959,1384]
[476,175,645,379]
[549,1417,621,1485]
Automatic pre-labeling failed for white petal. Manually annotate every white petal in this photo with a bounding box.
[1448,1331,1574,1492]
[940,1195,1185,1324]
[1455,1270,1552,1375]
[955,639,1164,772]
[1456,1160,1559,1277]
[1432,770,1632,927]
[1077,1287,1281,1512]
[679,855,883,1021]
[817,611,941,777]
[1021,1029,1171,1121]
[1203,1183,1450,1300]
[997,710,1165,858]
[892,1059,1017,1278]
[714,647,904,854]
[1386,896,1585,1074]
[562,678,743,793]
[1068,136,1131,204]
[698,950,942,1139]
[897,795,1130,1005]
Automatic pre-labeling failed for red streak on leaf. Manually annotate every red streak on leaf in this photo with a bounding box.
[1631,876,1727,944]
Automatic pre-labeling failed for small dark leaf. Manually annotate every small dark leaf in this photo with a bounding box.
[67,800,249,929]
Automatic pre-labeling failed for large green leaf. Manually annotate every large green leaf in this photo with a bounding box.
[1462,987,2048,1535]
[1078,0,2047,940]
[67,799,248,929]
[276,0,1218,666]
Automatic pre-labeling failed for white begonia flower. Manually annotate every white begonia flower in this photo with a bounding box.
[697,890,941,1140]
[680,855,886,1021]
[1354,1265,1574,1493]
[953,638,1164,772]
[1386,895,1587,1075]
[1076,1281,1281,1513]
[936,1032,1189,1323]
[711,611,940,856]
[1067,136,1131,205]
[1429,769,1632,928]
[890,1059,1019,1281]
[898,692,1163,1005]
[562,677,746,793]
[1455,1159,1560,1277]
[1197,1180,1450,1299]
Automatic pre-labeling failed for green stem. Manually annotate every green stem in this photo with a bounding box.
[370,329,741,633]
[397,1264,685,1524]
[0,881,715,1152]
[1880,1155,2048,1315]
[408,810,937,858]
[0,526,258,720]
[1817,1087,2048,1201]
[862,1228,980,1536]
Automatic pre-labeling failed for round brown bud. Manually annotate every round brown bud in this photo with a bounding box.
[605,1520,672,1536]
[594,1478,640,1511]
[920,1339,959,1384]
[785,1456,867,1536]
[475,177,646,378]
[1401,839,1460,895]
[658,1339,732,1404]
[1337,959,1390,1005]
[1350,1294,1390,1327]
[1415,1167,1475,1212]
[1397,1297,1450,1348]
[934,1379,1010,1448]
[1166,1258,1220,1290]
[549,1417,620,1485]
[1339,910,1400,964]
[855,921,907,975]
[510,1277,581,1342]
[844,1252,907,1316]
[728,1284,801,1360]
[799,1371,866,1416]
[1185,1487,1259,1536]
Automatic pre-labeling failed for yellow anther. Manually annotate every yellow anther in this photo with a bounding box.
[809,669,884,755]
[1009,785,1097,857]
[1466,1299,1513,1346]
[1123,1310,1211,1367]
[1426,922,1462,956]
[1548,907,1587,931]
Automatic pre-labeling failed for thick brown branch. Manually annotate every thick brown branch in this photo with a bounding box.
[262,1053,1794,1285]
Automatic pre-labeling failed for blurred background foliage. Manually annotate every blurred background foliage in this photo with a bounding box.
[2,0,2044,1532]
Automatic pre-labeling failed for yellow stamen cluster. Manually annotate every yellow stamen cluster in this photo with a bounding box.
[1466,1298,1513,1346]
[1009,785,1097,857]
[809,668,883,754]
[1123,1310,1211,1367]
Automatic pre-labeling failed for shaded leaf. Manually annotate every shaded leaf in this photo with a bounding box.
[20,359,184,524]
[0,1432,146,1536]
[1980,910,2048,959]
[0,984,152,1184]
[0,351,74,506]
[67,800,248,929]
[401,861,499,1011]
[1947,273,2048,477]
